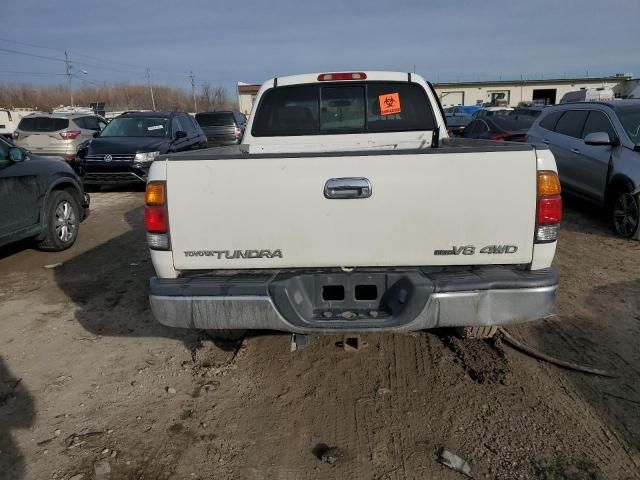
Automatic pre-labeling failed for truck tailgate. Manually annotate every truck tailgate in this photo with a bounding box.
[166,149,537,270]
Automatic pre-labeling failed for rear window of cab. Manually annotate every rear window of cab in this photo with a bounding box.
[252,82,437,136]
[18,117,69,132]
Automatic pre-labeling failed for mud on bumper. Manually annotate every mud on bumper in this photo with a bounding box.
[149,266,558,333]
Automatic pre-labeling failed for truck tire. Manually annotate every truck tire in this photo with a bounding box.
[207,329,246,341]
[455,326,498,339]
[612,190,640,240]
[37,190,80,251]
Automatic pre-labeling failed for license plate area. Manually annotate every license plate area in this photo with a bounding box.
[269,270,434,329]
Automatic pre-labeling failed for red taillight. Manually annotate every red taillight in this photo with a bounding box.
[144,205,167,233]
[6,111,12,122]
[537,195,562,225]
[60,130,81,140]
[317,72,367,81]
[490,132,522,141]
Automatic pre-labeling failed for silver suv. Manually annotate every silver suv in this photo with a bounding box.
[527,100,640,239]
[13,112,107,162]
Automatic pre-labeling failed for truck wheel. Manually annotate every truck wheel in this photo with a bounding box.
[455,326,498,339]
[612,190,640,240]
[207,329,246,341]
[37,190,80,251]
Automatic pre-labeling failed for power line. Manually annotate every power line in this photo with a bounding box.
[0,46,65,63]
[0,70,66,75]
[0,37,64,53]
[0,36,188,77]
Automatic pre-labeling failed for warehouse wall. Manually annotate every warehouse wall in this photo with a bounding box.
[436,78,628,107]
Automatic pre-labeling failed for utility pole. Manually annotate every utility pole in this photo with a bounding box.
[189,71,197,113]
[65,51,73,106]
[145,68,156,110]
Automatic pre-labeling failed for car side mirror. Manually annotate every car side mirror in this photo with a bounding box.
[174,130,187,139]
[584,131,615,146]
[9,147,25,162]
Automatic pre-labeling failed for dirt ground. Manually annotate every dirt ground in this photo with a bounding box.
[1,191,639,480]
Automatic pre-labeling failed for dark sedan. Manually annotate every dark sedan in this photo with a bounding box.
[0,135,89,251]
[78,111,207,184]
[461,115,534,142]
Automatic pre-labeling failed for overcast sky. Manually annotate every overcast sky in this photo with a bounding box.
[1,0,639,94]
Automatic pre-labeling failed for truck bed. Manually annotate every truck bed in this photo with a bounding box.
[162,138,539,162]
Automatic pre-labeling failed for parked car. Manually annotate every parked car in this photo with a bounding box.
[0,108,36,139]
[13,111,107,162]
[510,105,545,118]
[0,135,90,251]
[78,111,207,184]
[444,106,479,136]
[195,111,246,146]
[146,70,560,341]
[527,100,640,238]
[472,107,514,119]
[559,87,614,104]
[461,115,533,141]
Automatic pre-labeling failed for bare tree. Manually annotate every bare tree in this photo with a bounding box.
[0,82,233,113]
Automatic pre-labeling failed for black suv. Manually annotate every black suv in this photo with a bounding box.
[78,111,207,184]
[195,111,246,146]
[0,135,90,251]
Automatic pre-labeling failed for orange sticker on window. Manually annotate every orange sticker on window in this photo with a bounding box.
[379,93,401,115]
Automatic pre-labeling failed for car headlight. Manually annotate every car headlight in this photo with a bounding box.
[134,151,160,164]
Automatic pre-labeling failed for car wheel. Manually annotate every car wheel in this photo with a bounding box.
[37,190,80,251]
[612,191,640,240]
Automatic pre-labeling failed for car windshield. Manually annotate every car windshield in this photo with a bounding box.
[615,105,640,144]
[484,110,511,117]
[491,115,535,132]
[196,112,235,127]
[99,117,170,137]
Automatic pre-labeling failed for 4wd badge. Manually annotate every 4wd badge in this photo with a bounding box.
[434,245,518,256]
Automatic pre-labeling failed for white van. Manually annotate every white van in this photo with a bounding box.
[0,108,36,138]
[559,87,614,103]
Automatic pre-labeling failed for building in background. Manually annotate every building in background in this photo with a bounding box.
[237,73,637,112]
[237,82,260,116]
[436,73,634,107]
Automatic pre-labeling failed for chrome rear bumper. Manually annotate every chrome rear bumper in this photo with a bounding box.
[149,267,558,333]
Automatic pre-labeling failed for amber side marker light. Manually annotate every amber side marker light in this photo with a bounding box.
[145,181,166,206]
[537,171,562,196]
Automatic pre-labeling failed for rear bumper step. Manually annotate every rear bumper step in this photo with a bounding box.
[149,266,558,333]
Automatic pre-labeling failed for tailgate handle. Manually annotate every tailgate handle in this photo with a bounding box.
[324,177,372,199]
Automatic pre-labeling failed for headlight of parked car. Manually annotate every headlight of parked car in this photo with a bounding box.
[134,151,160,165]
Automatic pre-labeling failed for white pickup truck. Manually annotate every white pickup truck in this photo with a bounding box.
[145,71,561,339]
